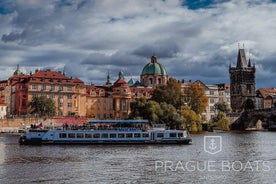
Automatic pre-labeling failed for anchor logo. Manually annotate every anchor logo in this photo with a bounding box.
[204,136,222,155]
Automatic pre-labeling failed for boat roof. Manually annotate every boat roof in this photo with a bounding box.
[89,119,149,124]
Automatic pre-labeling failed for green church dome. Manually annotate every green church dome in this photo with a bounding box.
[141,56,167,75]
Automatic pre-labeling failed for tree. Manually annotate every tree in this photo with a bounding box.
[28,96,56,117]
[181,106,201,131]
[214,102,231,113]
[130,98,162,123]
[159,102,184,129]
[183,83,208,114]
[151,78,182,109]
[211,112,230,131]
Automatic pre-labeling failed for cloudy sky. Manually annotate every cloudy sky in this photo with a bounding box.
[1,0,276,88]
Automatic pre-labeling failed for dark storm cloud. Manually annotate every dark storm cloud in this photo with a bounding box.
[132,40,181,58]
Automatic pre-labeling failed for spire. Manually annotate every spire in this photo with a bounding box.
[118,70,124,80]
[13,64,22,75]
[62,66,66,76]
[106,70,111,85]
[248,49,251,67]
[236,48,247,68]
[151,55,157,63]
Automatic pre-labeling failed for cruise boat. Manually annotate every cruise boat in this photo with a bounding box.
[19,120,192,145]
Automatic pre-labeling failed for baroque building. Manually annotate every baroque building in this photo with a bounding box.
[140,56,168,87]
[1,67,86,117]
[229,48,256,113]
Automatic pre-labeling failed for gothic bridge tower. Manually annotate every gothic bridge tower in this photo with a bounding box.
[229,48,256,113]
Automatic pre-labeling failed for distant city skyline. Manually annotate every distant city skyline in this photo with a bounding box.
[1,0,276,88]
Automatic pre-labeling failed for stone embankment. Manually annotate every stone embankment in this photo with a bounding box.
[0,117,89,133]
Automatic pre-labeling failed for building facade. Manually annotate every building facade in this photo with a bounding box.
[229,48,256,113]
[1,67,87,117]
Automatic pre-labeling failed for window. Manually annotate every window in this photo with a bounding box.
[210,98,215,104]
[178,133,183,137]
[85,133,92,138]
[59,86,63,91]
[126,133,132,138]
[118,133,125,138]
[58,94,63,99]
[134,133,141,138]
[68,133,75,138]
[101,133,108,138]
[67,86,72,91]
[210,106,215,112]
[143,133,149,138]
[50,85,55,91]
[42,85,46,90]
[158,78,162,84]
[110,134,117,138]
[67,94,72,99]
[50,94,55,99]
[77,133,84,138]
[157,133,163,138]
[59,133,67,138]
[169,133,177,138]
[32,84,37,90]
[67,103,72,107]
[149,78,153,84]
[59,102,63,107]
[93,133,100,138]
[210,91,214,95]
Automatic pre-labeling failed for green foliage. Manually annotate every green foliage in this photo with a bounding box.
[181,105,200,123]
[210,112,230,131]
[151,78,182,109]
[130,98,162,123]
[214,102,231,113]
[159,102,184,129]
[28,96,56,117]
[183,83,208,114]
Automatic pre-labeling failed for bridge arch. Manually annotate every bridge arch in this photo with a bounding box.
[243,99,255,111]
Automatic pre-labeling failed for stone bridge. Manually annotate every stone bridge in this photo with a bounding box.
[230,108,276,130]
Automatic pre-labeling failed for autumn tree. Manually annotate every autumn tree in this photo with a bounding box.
[181,106,201,131]
[183,82,208,114]
[28,96,56,117]
[151,78,182,109]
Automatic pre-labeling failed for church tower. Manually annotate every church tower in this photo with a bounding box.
[229,48,256,113]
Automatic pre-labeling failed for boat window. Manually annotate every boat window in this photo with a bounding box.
[118,133,125,138]
[157,133,163,138]
[126,133,132,138]
[170,133,177,138]
[134,133,141,138]
[93,133,100,138]
[85,133,92,138]
[142,133,149,138]
[68,133,75,138]
[101,133,108,138]
[59,133,67,138]
[110,134,116,138]
[178,133,183,137]
[77,133,84,138]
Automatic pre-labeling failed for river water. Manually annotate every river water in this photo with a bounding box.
[0,131,275,184]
